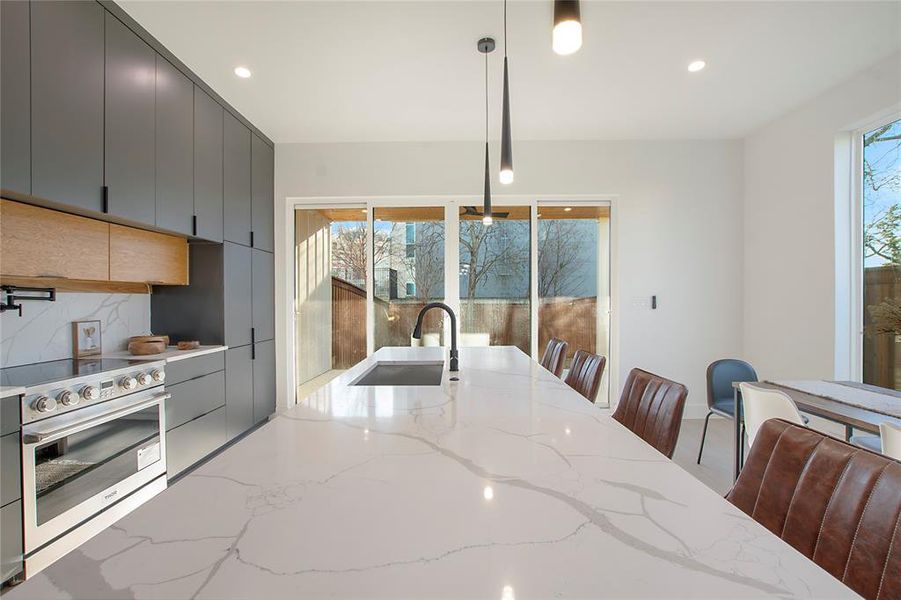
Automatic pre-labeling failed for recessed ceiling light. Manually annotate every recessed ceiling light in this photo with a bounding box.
[360,209,367,213]
[483,486,494,500]
[234,66,252,79]
[563,207,572,212]
[687,60,706,73]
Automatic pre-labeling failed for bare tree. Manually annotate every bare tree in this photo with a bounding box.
[537,220,589,297]
[459,219,529,300]
[331,223,392,284]
[404,222,444,300]
[863,124,901,267]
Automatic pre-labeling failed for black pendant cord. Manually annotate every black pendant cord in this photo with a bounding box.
[483,50,492,220]
[499,0,514,184]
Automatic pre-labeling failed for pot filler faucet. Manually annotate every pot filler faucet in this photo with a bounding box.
[412,302,459,372]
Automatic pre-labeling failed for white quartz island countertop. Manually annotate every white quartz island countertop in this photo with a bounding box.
[8,347,854,599]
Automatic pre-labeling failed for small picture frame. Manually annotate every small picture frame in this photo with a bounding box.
[72,320,102,359]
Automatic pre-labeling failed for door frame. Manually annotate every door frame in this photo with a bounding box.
[284,194,619,406]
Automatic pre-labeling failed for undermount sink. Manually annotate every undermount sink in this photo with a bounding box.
[350,361,445,386]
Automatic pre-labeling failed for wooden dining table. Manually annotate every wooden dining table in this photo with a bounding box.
[732,379,901,480]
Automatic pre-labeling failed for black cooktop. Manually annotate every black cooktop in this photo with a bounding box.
[0,358,156,389]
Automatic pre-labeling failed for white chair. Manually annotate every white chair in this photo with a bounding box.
[880,422,901,460]
[739,382,806,447]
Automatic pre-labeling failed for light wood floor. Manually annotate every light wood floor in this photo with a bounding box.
[672,417,738,495]
[296,369,346,403]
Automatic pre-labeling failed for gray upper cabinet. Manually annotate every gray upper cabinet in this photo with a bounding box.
[252,340,276,423]
[104,13,156,225]
[194,87,224,242]
[251,134,274,252]
[1,0,30,195]
[252,250,275,342]
[224,242,253,347]
[155,56,194,236]
[31,0,104,213]
[223,112,252,245]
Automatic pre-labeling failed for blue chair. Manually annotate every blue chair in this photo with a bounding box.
[697,359,758,464]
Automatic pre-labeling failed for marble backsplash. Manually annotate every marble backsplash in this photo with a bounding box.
[0,293,151,367]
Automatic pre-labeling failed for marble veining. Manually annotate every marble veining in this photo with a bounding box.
[0,293,150,368]
[7,347,855,599]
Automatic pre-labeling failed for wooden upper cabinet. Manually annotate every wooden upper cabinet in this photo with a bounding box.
[30,1,105,213]
[0,200,109,281]
[110,225,188,285]
[1,200,188,288]
[104,13,156,226]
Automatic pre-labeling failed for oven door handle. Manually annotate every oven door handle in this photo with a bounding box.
[22,392,170,444]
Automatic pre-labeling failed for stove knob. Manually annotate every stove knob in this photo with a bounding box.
[57,390,78,407]
[137,372,151,386]
[150,369,165,383]
[119,376,137,391]
[34,396,57,413]
[81,385,100,401]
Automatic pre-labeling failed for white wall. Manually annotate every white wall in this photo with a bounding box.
[275,139,745,417]
[743,52,901,382]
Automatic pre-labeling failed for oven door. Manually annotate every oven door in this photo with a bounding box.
[21,388,169,553]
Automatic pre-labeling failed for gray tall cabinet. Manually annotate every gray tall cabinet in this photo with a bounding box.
[30,0,105,213]
[0,0,278,573]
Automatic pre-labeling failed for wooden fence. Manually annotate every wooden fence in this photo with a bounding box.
[331,277,367,369]
[864,265,900,390]
[331,280,601,368]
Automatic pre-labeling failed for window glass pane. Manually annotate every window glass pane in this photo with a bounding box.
[862,119,901,390]
[459,205,530,354]
[295,208,368,387]
[373,207,446,350]
[537,205,610,403]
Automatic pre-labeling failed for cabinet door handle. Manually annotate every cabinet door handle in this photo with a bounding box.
[102,186,109,213]
[250,230,254,248]
[192,215,198,236]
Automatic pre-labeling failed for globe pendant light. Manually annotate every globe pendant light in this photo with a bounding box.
[499,0,514,185]
[553,0,582,56]
[478,37,495,225]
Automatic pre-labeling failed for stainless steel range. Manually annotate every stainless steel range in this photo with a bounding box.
[1,358,170,577]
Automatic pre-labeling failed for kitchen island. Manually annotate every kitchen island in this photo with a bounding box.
[6,347,853,599]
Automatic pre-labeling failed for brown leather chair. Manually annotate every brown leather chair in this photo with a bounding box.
[727,419,901,600]
[612,368,687,458]
[540,338,568,377]
[564,350,606,402]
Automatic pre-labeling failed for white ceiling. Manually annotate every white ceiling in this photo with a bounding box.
[120,1,901,144]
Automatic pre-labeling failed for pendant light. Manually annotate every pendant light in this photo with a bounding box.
[553,0,582,56]
[499,0,514,185]
[478,37,495,225]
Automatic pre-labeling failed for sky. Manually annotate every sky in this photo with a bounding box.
[863,118,901,268]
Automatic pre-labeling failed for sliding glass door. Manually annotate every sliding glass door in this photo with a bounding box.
[459,205,531,353]
[294,207,368,390]
[537,204,611,404]
[372,207,446,351]
[294,198,612,404]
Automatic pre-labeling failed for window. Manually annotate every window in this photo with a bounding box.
[373,207,446,351]
[538,205,610,403]
[862,118,901,390]
[459,205,531,353]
